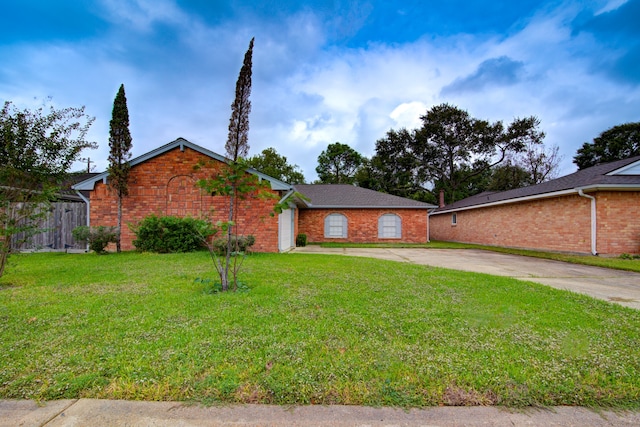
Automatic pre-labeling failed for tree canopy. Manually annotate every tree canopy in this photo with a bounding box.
[573,122,640,169]
[247,147,305,184]
[359,103,551,204]
[0,100,95,276]
[315,142,363,184]
[414,104,545,204]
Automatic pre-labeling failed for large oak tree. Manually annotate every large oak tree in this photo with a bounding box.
[573,122,640,169]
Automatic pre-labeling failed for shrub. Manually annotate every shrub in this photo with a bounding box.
[211,235,256,255]
[296,233,307,247]
[131,215,214,253]
[72,225,118,254]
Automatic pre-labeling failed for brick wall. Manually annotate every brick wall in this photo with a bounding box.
[89,146,281,252]
[298,208,429,243]
[595,191,640,255]
[429,191,640,255]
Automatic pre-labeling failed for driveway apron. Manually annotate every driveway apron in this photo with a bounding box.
[293,247,640,310]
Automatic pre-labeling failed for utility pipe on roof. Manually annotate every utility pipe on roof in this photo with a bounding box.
[578,189,597,255]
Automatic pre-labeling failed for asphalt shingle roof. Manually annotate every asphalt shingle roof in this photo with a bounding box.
[434,155,640,213]
[294,184,436,209]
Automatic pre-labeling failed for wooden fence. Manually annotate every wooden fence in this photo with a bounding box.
[10,202,88,251]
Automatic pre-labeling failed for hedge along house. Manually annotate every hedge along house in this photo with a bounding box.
[429,156,640,255]
[293,184,436,244]
[72,138,294,252]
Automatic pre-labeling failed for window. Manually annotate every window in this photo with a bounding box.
[451,213,457,225]
[378,213,401,239]
[324,213,347,238]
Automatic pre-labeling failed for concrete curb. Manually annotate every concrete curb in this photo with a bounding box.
[2,400,640,426]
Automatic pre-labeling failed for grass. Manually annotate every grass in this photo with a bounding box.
[1,251,639,408]
[317,241,640,273]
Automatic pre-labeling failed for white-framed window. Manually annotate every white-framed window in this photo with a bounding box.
[451,213,457,225]
[324,213,347,238]
[378,213,401,239]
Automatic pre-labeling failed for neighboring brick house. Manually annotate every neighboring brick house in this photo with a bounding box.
[429,156,640,255]
[72,138,293,252]
[294,184,435,244]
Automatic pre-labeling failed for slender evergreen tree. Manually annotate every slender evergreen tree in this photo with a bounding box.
[107,84,132,253]
[226,38,254,161]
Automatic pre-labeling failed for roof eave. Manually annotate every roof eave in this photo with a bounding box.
[303,205,434,209]
[71,138,292,191]
[430,184,640,215]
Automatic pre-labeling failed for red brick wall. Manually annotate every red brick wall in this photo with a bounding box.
[429,191,640,255]
[89,146,281,252]
[298,208,429,243]
[595,191,640,255]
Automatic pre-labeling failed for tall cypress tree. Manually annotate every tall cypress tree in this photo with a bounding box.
[107,84,132,253]
[222,37,254,290]
[226,37,254,161]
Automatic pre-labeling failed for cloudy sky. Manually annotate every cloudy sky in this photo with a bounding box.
[2,0,639,181]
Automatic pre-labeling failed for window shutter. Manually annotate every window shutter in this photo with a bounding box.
[324,215,331,238]
[342,214,348,238]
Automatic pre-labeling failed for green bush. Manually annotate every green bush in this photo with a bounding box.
[296,233,307,247]
[211,235,256,255]
[131,215,214,253]
[72,225,118,254]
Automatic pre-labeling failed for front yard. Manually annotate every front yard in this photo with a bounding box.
[1,251,639,407]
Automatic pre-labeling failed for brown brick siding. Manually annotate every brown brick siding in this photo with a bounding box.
[89,146,281,252]
[298,208,429,243]
[429,191,640,255]
[595,191,640,255]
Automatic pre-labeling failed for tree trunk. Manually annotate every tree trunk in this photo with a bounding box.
[0,234,10,278]
[223,190,234,291]
[116,195,122,253]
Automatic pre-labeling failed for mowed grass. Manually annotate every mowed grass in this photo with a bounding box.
[1,251,639,408]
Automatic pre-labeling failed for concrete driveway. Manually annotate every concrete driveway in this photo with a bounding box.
[294,247,640,310]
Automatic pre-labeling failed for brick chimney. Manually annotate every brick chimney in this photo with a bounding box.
[439,189,445,208]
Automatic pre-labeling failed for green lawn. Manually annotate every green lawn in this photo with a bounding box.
[317,241,640,273]
[1,251,639,408]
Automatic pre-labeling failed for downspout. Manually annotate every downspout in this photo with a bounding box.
[75,190,90,252]
[577,189,597,255]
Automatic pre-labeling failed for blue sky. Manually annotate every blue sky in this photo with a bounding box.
[1,0,639,181]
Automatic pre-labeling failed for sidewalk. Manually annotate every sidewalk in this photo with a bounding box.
[2,399,640,426]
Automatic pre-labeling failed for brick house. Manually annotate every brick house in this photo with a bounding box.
[293,184,435,244]
[73,138,292,252]
[429,156,640,255]
[72,138,435,252]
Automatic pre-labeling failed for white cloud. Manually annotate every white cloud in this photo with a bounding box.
[98,0,191,31]
[389,102,427,130]
[595,0,630,15]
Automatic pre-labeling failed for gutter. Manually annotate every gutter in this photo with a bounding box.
[432,183,640,215]
[578,189,597,255]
